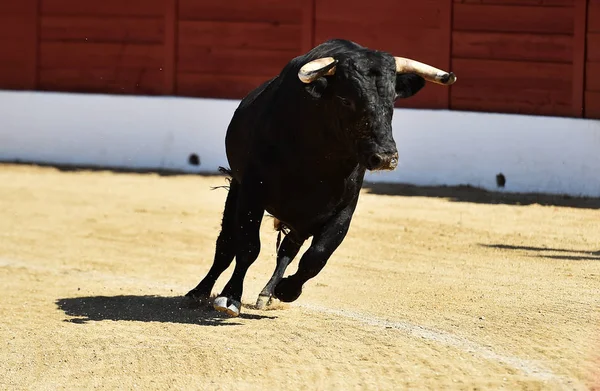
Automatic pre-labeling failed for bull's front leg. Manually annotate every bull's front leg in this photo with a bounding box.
[256,233,305,309]
[273,196,359,303]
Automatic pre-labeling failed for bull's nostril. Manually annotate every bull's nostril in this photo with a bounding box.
[368,154,383,169]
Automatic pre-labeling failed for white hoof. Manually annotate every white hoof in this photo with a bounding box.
[255,294,272,310]
[213,296,241,317]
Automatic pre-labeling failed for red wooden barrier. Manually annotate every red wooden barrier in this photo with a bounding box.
[586,0,600,118]
[0,0,597,119]
[314,0,452,109]
[451,0,577,117]
[0,1,38,90]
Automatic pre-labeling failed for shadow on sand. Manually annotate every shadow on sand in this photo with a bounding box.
[362,182,600,210]
[56,295,276,326]
[480,244,600,261]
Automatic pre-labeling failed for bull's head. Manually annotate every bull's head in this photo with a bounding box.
[297,52,456,171]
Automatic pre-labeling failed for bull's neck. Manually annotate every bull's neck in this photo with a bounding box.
[284,103,358,174]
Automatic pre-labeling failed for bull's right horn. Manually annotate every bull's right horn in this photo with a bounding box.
[394,57,457,85]
[298,57,337,83]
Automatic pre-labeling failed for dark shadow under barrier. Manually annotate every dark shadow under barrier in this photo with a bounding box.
[362,182,600,210]
[4,161,600,210]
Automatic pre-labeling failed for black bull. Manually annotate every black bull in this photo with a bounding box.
[182,39,456,317]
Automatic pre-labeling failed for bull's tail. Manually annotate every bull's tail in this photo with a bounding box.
[214,167,289,252]
[210,166,233,191]
[218,166,233,177]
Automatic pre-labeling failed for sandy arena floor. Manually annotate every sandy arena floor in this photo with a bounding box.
[0,164,599,390]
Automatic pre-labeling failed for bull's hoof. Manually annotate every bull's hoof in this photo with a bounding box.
[180,291,209,309]
[213,296,241,317]
[255,294,273,310]
[273,277,302,303]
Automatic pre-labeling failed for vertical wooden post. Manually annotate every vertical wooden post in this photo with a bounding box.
[301,0,316,53]
[32,0,40,90]
[164,0,177,95]
[440,0,453,110]
[572,0,588,117]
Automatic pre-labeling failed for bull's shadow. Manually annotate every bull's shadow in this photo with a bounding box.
[56,295,276,326]
[362,182,600,210]
[480,244,600,261]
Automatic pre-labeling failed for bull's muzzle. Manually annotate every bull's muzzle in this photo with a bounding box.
[366,152,398,171]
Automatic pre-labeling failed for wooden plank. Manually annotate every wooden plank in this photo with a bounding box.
[178,21,301,51]
[453,0,573,5]
[588,33,600,61]
[0,1,39,15]
[316,0,443,29]
[451,92,573,116]
[589,0,600,33]
[586,61,600,91]
[439,0,453,109]
[452,32,573,63]
[453,4,574,34]
[177,73,269,99]
[301,0,315,53]
[0,16,40,40]
[584,91,600,118]
[32,0,39,90]
[0,38,36,68]
[571,0,587,117]
[41,16,164,43]
[0,0,38,90]
[315,22,447,65]
[39,68,164,95]
[41,0,166,17]
[164,0,176,95]
[177,47,296,76]
[0,67,37,90]
[40,42,164,69]
[451,58,572,91]
[450,58,573,116]
[179,0,302,24]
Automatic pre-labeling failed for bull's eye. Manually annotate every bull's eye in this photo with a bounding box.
[336,96,354,109]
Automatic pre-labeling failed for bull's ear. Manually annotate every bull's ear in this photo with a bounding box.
[395,73,425,99]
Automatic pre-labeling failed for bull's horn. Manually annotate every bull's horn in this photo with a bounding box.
[298,57,337,83]
[394,57,457,85]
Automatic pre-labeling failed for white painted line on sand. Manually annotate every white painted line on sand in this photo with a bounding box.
[298,303,581,390]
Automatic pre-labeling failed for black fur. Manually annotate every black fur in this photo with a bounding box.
[185,39,429,311]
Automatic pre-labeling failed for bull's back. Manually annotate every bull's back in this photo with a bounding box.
[225,77,280,182]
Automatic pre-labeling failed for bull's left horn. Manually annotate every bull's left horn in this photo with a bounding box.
[298,57,337,83]
[394,57,457,85]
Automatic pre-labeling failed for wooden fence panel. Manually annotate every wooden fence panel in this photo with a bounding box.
[0,0,596,120]
[176,0,303,98]
[586,0,600,118]
[314,0,452,109]
[451,1,579,117]
[38,0,168,95]
[0,1,38,90]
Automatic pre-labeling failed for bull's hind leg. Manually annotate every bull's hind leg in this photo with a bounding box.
[183,179,240,307]
[213,181,265,317]
[256,234,304,309]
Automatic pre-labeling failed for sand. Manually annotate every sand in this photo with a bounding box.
[1,164,599,390]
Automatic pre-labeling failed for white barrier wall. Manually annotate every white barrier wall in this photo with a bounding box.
[1,90,599,197]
